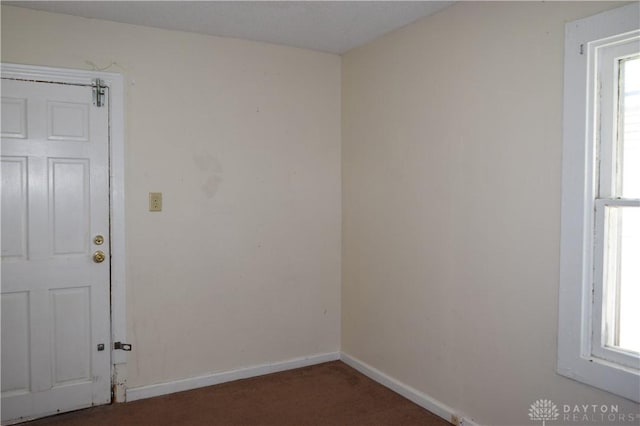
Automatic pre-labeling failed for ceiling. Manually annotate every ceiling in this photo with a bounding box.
[6,1,454,54]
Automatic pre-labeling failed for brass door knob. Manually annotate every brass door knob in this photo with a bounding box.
[93,251,106,263]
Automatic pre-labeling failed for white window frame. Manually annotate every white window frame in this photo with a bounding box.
[558,3,640,402]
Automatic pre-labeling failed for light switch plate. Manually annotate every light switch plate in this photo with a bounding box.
[149,192,162,212]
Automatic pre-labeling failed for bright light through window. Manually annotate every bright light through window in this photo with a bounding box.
[605,55,640,355]
[616,207,640,353]
[620,57,640,199]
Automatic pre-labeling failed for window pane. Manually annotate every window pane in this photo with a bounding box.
[604,206,640,354]
[619,56,640,198]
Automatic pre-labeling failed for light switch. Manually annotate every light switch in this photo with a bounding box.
[149,192,162,212]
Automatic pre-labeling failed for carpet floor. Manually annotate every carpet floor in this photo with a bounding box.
[25,361,450,426]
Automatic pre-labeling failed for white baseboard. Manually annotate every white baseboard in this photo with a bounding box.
[126,351,340,402]
[340,352,481,426]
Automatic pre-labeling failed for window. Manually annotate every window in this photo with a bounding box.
[558,3,640,402]
[593,52,640,368]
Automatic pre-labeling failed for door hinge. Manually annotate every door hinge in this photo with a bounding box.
[93,79,106,107]
[113,341,132,351]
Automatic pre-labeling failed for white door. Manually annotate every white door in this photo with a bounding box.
[1,78,111,423]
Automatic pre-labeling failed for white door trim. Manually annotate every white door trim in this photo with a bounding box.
[1,62,128,387]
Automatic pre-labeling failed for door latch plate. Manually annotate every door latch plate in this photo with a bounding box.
[114,342,132,351]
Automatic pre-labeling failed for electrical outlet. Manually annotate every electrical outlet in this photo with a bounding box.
[149,192,162,212]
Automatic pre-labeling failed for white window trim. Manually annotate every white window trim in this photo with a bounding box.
[558,3,640,402]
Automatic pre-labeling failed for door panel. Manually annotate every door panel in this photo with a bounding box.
[0,97,27,139]
[1,78,111,423]
[51,287,91,385]
[0,292,30,395]
[47,101,89,142]
[1,157,27,258]
[50,159,90,255]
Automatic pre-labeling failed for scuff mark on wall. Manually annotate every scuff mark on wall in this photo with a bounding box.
[84,59,128,72]
[201,174,223,199]
[193,151,223,199]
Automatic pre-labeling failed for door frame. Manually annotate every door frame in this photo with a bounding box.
[1,63,127,399]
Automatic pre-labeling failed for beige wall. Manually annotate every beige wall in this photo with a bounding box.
[342,2,639,425]
[2,6,341,388]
